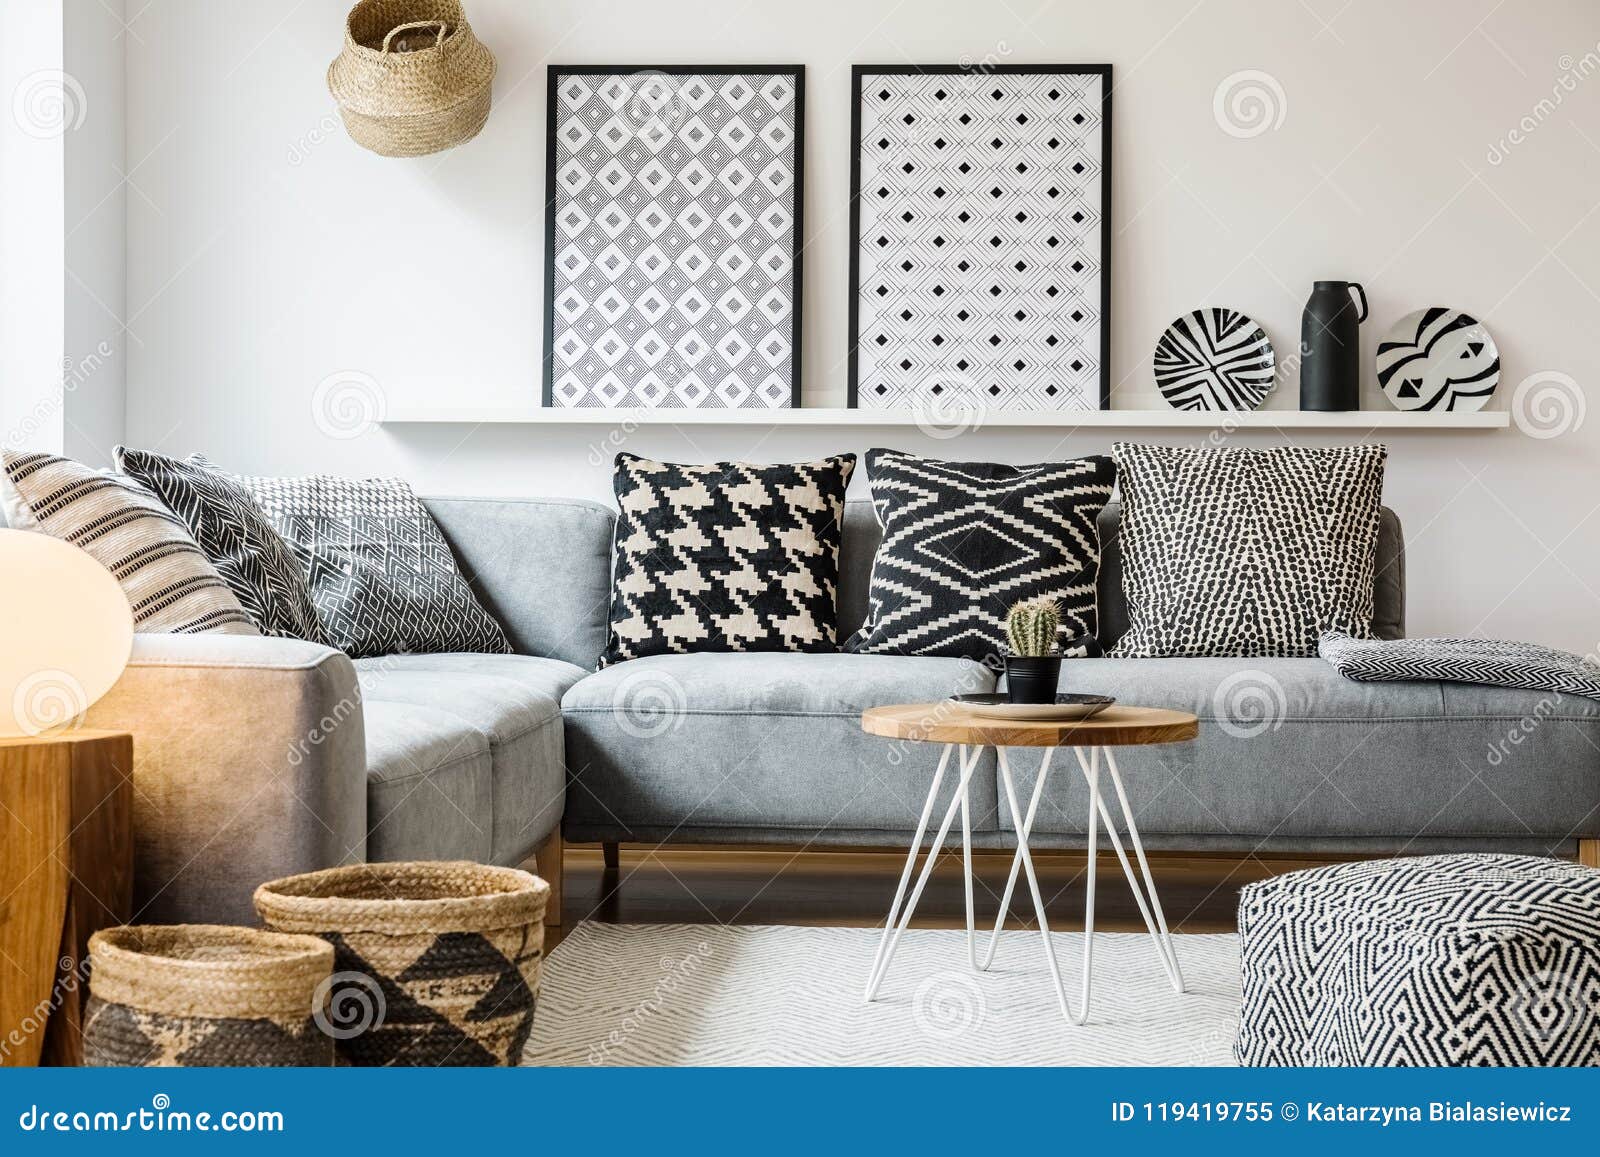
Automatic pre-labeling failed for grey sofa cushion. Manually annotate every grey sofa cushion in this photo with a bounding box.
[424,497,615,669]
[562,652,999,838]
[839,500,1406,650]
[1001,657,1600,842]
[362,699,493,864]
[358,654,585,864]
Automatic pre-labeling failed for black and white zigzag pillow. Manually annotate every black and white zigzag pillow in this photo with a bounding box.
[603,453,856,665]
[844,449,1117,662]
[1320,632,1600,702]
[1112,443,1386,658]
[115,447,326,643]
[216,463,512,659]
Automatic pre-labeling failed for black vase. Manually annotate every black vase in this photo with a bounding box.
[1005,656,1062,705]
[1299,280,1369,411]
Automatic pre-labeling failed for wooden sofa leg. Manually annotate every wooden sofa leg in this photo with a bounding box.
[602,841,620,872]
[1579,839,1599,869]
[535,829,563,927]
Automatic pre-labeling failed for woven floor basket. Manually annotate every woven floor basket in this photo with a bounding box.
[327,0,496,157]
[254,862,548,1066]
[83,925,334,1067]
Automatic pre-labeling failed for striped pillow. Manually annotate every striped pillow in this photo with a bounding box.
[1,451,258,636]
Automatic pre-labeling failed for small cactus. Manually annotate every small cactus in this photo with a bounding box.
[1005,597,1060,657]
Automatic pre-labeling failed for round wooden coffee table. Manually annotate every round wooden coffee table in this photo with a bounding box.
[860,702,1199,1025]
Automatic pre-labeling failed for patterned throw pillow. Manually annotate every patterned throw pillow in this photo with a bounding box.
[0,450,257,635]
[603,453,856,665]
[1112,443,1387,658]
[114,447,326,643]
[215,463,512,659]
[844,449,1117,662]
[1320,632,1600,702]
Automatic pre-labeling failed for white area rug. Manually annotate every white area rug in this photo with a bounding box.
[525,923,1241,1066]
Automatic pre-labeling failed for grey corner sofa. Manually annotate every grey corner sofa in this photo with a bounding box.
[86,496,1600,927]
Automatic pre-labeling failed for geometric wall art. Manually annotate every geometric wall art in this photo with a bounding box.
[544,66,804,409]
[848,64,1111,411]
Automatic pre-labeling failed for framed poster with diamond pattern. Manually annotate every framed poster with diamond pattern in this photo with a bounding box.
[544,66,804,409]
[848,65,1111,411]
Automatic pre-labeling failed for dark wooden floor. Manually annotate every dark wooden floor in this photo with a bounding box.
[546,844,1342,951]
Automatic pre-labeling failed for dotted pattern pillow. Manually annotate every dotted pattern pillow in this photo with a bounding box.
[219,463,512,659]
[1111,443,1387,658]
[114,447,326,644]
[603,453,856,665]
[1,450,257,635]
[845,449,1116,662]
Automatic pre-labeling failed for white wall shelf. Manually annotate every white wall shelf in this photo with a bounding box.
[381,407,1510,430]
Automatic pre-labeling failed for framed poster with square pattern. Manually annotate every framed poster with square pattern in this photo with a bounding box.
[544,66,805,409]
[848,64,1111,411]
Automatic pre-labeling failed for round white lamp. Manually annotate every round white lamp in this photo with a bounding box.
[0,528,134,736]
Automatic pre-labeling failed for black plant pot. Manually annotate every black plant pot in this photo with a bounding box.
[1005,656,1062,705]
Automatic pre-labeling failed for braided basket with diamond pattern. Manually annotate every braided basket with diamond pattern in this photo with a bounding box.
[254,862,547,1066]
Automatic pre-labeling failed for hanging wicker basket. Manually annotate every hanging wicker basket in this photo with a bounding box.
[327,0,496,157]
[83,925,335,1067]
[254,862,548,1066]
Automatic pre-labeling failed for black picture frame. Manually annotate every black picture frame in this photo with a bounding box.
[847,63,1112,410]
[543,65,806,409]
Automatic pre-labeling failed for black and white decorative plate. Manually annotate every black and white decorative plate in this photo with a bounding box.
[1375,307,1500,412]
[1153,308,1275,411]
[950,693,1115,721]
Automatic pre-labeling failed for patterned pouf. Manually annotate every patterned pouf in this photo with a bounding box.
[1235,854,1600,1066]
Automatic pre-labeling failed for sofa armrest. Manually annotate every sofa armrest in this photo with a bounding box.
[84,633,367,925]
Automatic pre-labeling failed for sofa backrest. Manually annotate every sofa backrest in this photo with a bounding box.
[840,500,1407,648]
[424,496,616,669]
[428,494,1405,668]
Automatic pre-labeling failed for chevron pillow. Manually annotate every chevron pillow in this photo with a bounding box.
[844,449,1117,662]
[114,448,326,643]
[1112,443,1387,658]
[1320,632,1600,702]
[602,452,856,665]
[1,450,257,635]
[216,464,512,659]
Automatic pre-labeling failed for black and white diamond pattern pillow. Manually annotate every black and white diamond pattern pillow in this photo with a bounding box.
[603,453,856,665]
[844,449,1117,662]
[1320,632,1600,702]
[114,447,326,643]
[1112,443,1387,658]
[214,462,512,659]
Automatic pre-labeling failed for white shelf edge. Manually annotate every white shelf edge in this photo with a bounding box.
[380,407,1510,430]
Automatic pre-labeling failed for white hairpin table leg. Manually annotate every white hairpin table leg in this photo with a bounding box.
[960,747,976,970]
[1100,746,1185,992]
[980,746,1055,971]
[863,742,951,998]
[864,743,983,1002]
[997,746,1100,1024]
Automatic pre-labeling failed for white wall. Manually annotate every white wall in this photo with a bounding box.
[123,0,1600,648]
[0,0,125,460]
[1,0,67,453]
[62,0,127,463]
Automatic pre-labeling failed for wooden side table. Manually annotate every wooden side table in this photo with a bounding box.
[0,731,133,1066]
[860,703,1198,1025]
